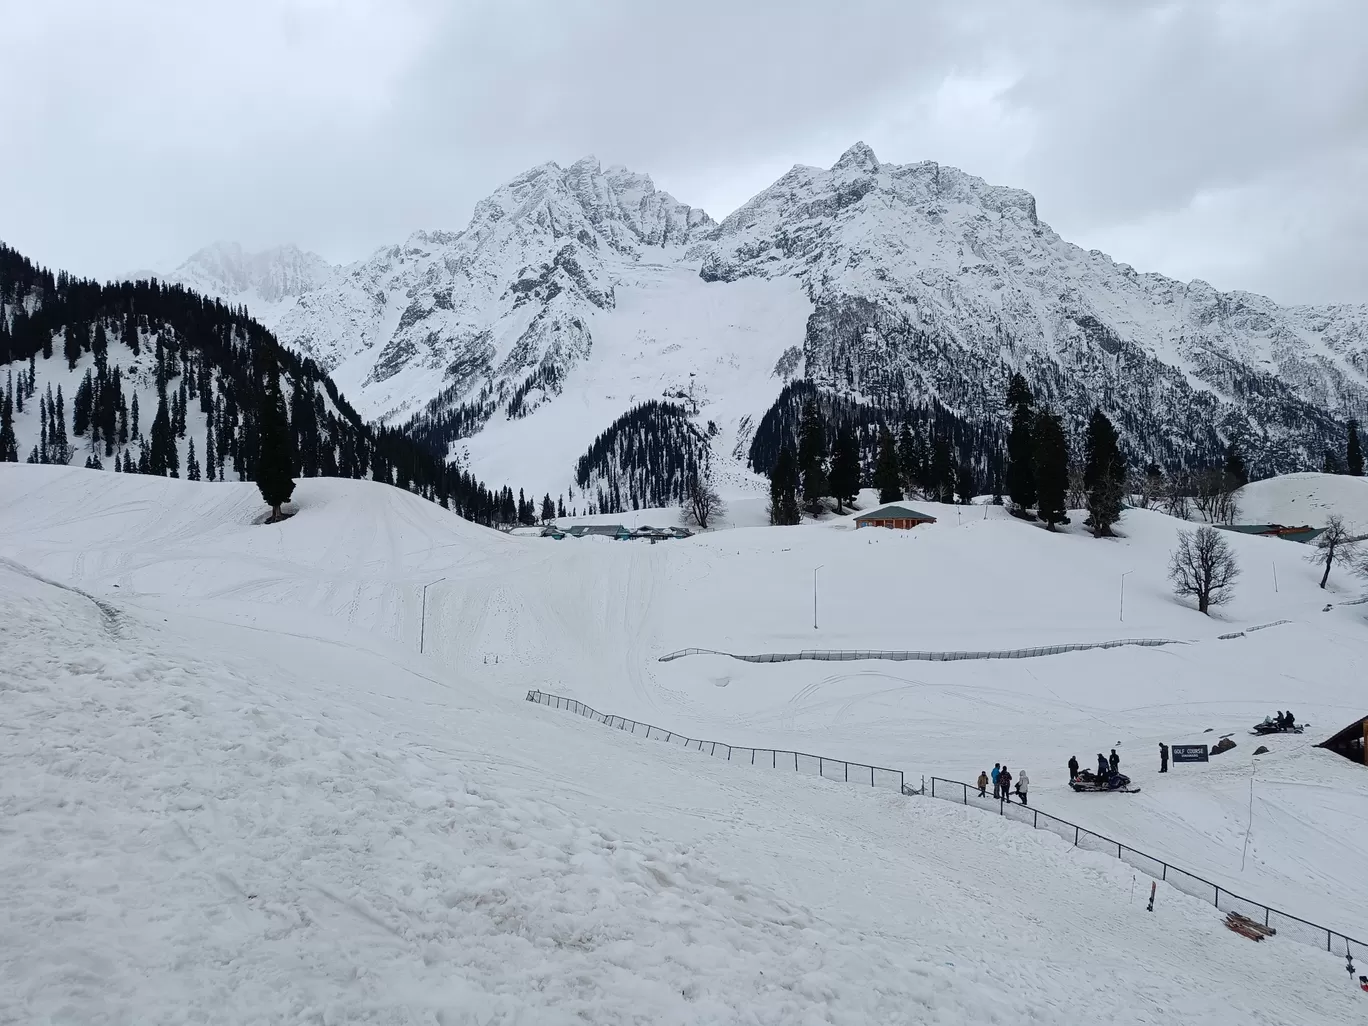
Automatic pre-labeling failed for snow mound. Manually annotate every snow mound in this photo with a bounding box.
[1235,471,1368,528]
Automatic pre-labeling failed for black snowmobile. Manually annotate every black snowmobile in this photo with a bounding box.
[1069,769,1140,794]
[1250,720,1304,736]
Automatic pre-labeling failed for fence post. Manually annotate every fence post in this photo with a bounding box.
[795,752,798,771]
[665,732,671,742]
[962,783,967,805]
[931,778,936,798]
[1162,863,1167,881]
[870,766,874,786]
[1118,842,1122,859]
[844,762,848,782]
[1033,811,1038,829]
[1214,885,1221,908]
[1265,907,1270,928]
[773,751,776,769]
[820,757,824,777]
[1327,930,1332,952]
[711,742,716,756]
[1074,826,1079,847]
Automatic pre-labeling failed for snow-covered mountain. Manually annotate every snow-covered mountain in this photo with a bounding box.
[177,145,1368,494]
[126,242,336,328]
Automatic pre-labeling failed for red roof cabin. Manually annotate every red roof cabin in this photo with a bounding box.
[853,504,937,530]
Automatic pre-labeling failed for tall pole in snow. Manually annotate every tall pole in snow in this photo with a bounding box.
[813,565,822,630]
[420,577,446,654]
[1272,561,1279,593]
[1119,569,1134,622]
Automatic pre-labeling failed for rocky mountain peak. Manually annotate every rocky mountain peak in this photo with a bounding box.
[833,141,879,173]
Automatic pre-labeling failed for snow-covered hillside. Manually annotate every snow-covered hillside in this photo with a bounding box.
[1235,471,1368,528]
[2,464,1364,1022]
[126,242,336,328]
[165,145,1368,499]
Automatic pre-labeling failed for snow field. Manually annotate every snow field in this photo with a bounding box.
[3,465,1367,1022]
[0,534,1361,1024]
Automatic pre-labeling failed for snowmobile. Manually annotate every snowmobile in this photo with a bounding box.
[1250,721,1304,736]
[1069,769,1140,794]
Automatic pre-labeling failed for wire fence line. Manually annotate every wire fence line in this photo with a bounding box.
[923,776,1364,960]
[527,691,1361,962]
[657,638,1183,664]
[525,690,905,791]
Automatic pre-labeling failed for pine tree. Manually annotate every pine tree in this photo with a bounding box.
[131,392,140,440]
[255,344,296,521]
[897,422,918,496]
[540,494,555,523]
[873,427,903,504]
[931,438,955,502]
[768,443,801,525]
[92,322,108,372]
[557,496,566,519]
[204,429,216,482]
[797,399,827,511]
[63,324,81,370]
[1005,373,1037,514]
[1033,409,1069,530]
[187,438,201,481]
[1084,408,1125,537]
[149,394,174,475]
[1347,419,1364,477]
[828,425,861,513]
[0,390,17,462]
[1223,440,1248,487]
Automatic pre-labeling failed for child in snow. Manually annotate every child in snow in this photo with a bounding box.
[977,770,989,797]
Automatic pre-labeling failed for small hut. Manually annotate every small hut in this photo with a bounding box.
[1317,716,1368,765]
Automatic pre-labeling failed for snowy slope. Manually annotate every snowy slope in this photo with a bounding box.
[1235,471,1368,528]
[1,465,1364,1023]
[125,242,336,329]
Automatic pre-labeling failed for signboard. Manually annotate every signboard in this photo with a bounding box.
[1172,744,1209,763]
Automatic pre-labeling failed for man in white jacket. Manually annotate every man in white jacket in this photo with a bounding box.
[1015,769,1030,805]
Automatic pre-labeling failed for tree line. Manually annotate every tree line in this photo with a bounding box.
[0,243,537,527]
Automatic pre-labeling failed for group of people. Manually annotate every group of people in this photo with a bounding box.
[1069,749,1122,782]
[977,763,1030,804]
[1263,710,1297,729]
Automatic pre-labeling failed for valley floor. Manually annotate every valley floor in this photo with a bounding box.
[2,465,1365,1023]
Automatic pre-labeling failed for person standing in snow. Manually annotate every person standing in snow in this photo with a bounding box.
[991,763,1002,799]
[1068,755,1080,781]
[1159,743,1169,773]
[998,766,1012,802]
[1109,749,1120,776]
[977,770,989,797]
[1097,753,1108,780]
[1016,769,1029,805]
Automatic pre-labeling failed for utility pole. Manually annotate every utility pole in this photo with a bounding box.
[1119,569,1134,622]
[420,577,446,654]
[813,564,824,630]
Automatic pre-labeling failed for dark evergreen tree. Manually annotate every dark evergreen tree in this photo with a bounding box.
[148,394,175,475]
[131,392,140,440]
[540,494,555,523]
[1005,373,1036,514]
[204,429,216,482]
[1033,409,1069,530]
[930,437,955,502]
[63,324,81,370]
[1347,419,1364,477]
[768,442,801,525]
[828,425,861,514]
[92,322,108,372]
[0,389,16,461]
[186,438,201,481]
[797,399,827,510]
[1084,408,1125,537]
[873,427,903,503]
[1223,440,1248,487]
[254,343,296,520]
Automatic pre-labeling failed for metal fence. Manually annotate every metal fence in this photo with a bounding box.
[658,638,1182,664]
[525,690,904,791]
[923,777,1364,959]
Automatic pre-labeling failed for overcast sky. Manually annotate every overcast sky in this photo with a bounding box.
[3,0,1365,304]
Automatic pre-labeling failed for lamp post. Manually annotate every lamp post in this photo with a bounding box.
[1119,569,1134,622]
[420,577,446,654]
[813,564,824,630]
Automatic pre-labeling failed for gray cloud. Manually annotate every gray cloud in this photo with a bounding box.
[2,0,1364,304]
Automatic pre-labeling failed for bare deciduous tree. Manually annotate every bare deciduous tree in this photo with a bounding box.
[1067,459,1088,511]
[1189,468,1241,524]
[1158,470,1193,521]
[1307,514,1360,589]
[681,460,726,530]
[1168,525,1241,614]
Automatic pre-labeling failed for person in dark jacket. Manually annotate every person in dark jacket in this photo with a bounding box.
[1159,742,1169,773]
[1109,749,1120,776]
[1068,755,1080,781]
[991,763,1001,799]
[1284,710,1296,729]
[1097,753,1108,779]
[998,766,1012,801]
